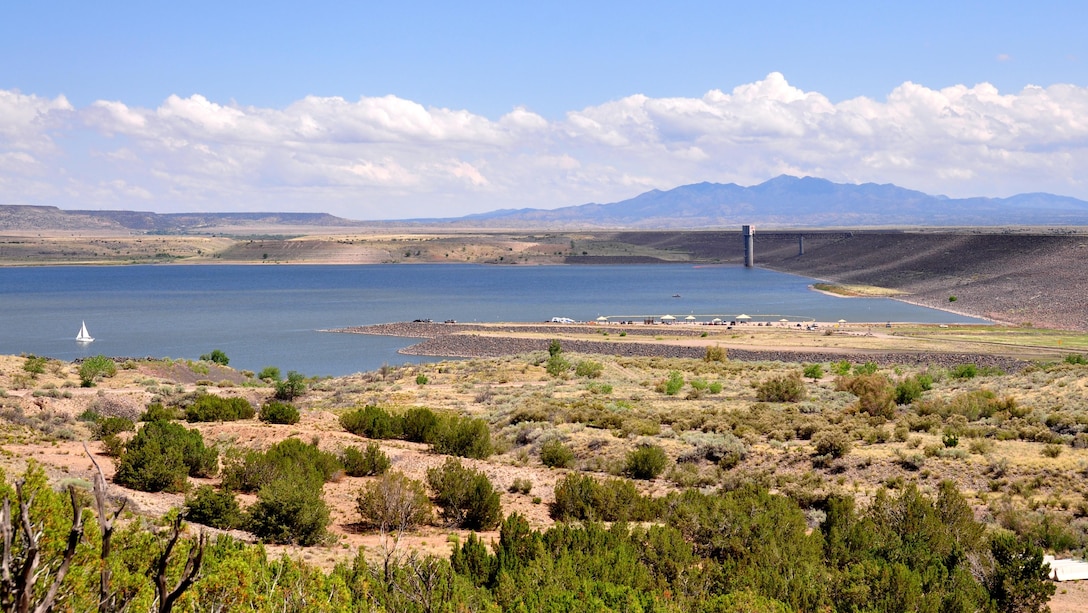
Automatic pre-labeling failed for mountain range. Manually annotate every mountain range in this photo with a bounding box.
[437,175,1088,228]
[3,176,1088,231]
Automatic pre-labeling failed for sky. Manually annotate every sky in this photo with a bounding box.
[2,1,1087,220]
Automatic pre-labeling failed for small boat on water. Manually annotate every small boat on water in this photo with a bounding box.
[76,321,94,343]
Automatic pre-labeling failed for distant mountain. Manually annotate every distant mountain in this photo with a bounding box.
[0,206,364,232]
[433,176,1088,228]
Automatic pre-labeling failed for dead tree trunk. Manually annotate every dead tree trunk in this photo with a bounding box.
[152,514,204,613]
[0,481,84,613]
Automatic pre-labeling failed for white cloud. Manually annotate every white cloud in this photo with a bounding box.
[2,74,1088,217]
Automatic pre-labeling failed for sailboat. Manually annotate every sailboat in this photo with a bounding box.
[76,321,94,343]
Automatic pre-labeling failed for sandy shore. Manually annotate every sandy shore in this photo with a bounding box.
[332,321,1029,371]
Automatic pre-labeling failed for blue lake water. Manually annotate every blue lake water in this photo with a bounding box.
[0,264,986,377]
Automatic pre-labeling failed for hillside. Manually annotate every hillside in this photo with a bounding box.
[1,322,1087,610]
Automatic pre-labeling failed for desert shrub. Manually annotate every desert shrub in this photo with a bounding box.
[101,434,125,458]
[546,354,571,377]
[1063,353,1088,365]
[813,430,851,460]
[895,374,931,405]
[95,416,134,440]
[831,360,852,376]
[539,439,575,469]
[756,373,806,403]
[185,485,243,529]
[415,374,428,385]
[624,443,669,480]
[401,406,441,443]
[853,362,879,376]
[951,363,978,379]
[342,442,391,477]
[139,402,179,422]
[680,431,747,469]
[22,355,47,377]
[257,366,281,382]
[114,420,218,493]
[433,416,493,459]
[574,360,603,378]
[551,473,660,522]
[221,438,340,493]
[259,400,300,425]
[658,371,685,395]
[1041,444,1064,458]
[247,470,330,546]
[274,370,307,400]
[426,458,502,530]
[705,346,726,362]
[79,355,117,387]
[199,349,230,365]
[709,381,723,394]
[356,471,432,530]
[509,478,532,495]
[340,405,402,439]
[838,373,895,418]
[185,393,255,422]
[803,363,824,381]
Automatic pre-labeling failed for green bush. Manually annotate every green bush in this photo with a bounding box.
[426,457,502,530]
[831,360,852,376]
[1063,353,1088,365]
[259,400,300,425]
[221,438,340,493]
[139,402,179,421]
[433,416,492,459]
[803,363,824,381]
[551,473,660,522]
[546,354,571,377]
[185,485,243,529]
[274,370,307,400]
[340,405,402,439]
[199,349,230,365]
[756,372,806,402]
[22,355,47,376]
[660,371,685,395]
[853,362,879,376]
[401,406,441,443]
[415,374,429,385]
[342,442,391,477]
[624,443,669,480]
[257,366,281,382]
[540,439,575,469]
[79,355,117,387]
[705,346,726,362]
[114,420,218,492]
[951,363,978,379]
[95,416,134,440]
[574,360,603,378]
[247,471,330,546]
[185,393,255,422]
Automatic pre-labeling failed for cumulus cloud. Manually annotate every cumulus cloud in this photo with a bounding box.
[2,73,1088,217]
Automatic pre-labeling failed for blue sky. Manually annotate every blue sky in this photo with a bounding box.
[2,1,1086,219]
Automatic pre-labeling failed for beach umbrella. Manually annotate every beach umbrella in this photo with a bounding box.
[661,314,676,321]
[596,316,608,322]
[736,314,751,320]
[779,318,789,323]
[685,315,697,321]
[712,318,722,323]
[837,319,847,323]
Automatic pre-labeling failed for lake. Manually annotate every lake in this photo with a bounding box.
[0,264,986,376]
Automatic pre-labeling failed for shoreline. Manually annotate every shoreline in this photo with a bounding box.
[331,321,1029,372]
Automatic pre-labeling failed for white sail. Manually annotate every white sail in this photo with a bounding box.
[76,321,94,343]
